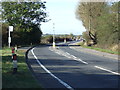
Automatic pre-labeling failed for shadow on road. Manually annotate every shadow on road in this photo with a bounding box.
[27,57,119,88]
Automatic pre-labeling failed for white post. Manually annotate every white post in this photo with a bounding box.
[8,26,13,48]
[8,30,10,48]
[53,23,55,48]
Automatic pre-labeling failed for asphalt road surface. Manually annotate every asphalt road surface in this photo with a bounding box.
[27,44,119,89]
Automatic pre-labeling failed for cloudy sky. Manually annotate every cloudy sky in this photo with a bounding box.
[41,0,86,35]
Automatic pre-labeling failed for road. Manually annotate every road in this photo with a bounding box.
[27,43,119,89]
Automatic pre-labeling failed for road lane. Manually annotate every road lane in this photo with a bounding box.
[31,48,74,90]
[27,45,119,89]
[59,46,119,74]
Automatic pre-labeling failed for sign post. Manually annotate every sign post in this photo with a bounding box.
[53,23,56,48]
[8,26,13,48]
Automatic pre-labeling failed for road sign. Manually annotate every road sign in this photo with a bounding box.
[9,26,13,32]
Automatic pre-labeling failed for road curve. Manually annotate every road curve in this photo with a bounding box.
[27,45,119,89]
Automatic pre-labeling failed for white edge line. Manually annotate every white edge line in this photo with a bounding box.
[31,48,74,90]
[94,66,120,75]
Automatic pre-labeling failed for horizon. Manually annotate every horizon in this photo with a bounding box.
[41,0,87,35]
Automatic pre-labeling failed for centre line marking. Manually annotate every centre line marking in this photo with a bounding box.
[49,47,88,65]
[94,66,120,75]
[77,59,88,64]
[31,48,74,90]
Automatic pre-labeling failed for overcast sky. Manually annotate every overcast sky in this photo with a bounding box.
[41,0,86,35]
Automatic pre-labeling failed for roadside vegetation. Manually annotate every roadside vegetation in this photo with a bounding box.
[82,46,119,55]
[1,1,47,46]
[41,34,76,44]
[76,1,119,53]
[77,42,119,55]
[2,47,41,88]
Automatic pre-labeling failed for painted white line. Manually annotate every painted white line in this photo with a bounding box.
[73,58,88,65]
[94,66,120,75]
[66,52,71,55]
[31,48,74,90]
[49,46,88,65]
[71,55,77,59]
[77,59,88,64]
[50,46,119,75]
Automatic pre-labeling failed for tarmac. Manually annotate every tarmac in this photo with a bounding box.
[69,42,119,60]
[70,46,119,60]
[18,44,119,60]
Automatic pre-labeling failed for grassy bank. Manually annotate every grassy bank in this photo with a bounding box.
[76,42,119,55]
[82,46,119,55]
[2,47,41,88]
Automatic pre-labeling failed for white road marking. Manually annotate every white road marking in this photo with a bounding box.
[94,66,120,75]
[49,47,88,65]
[31,48,74,90]
[66,52,70,55]
[75,59,88,65]
[71,55,77,59]
[50,47,119,75]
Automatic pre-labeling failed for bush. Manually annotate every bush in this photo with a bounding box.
[2,23,9,47]
[2,23,42,46]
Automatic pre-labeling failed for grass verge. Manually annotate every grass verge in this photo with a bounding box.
[2,47,42,88]
[76,41,119,55]
[82,46,119,55]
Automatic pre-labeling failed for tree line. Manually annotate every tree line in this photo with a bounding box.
[76,1,119,51]
[1,1,47,46]
[41,34,77,44]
